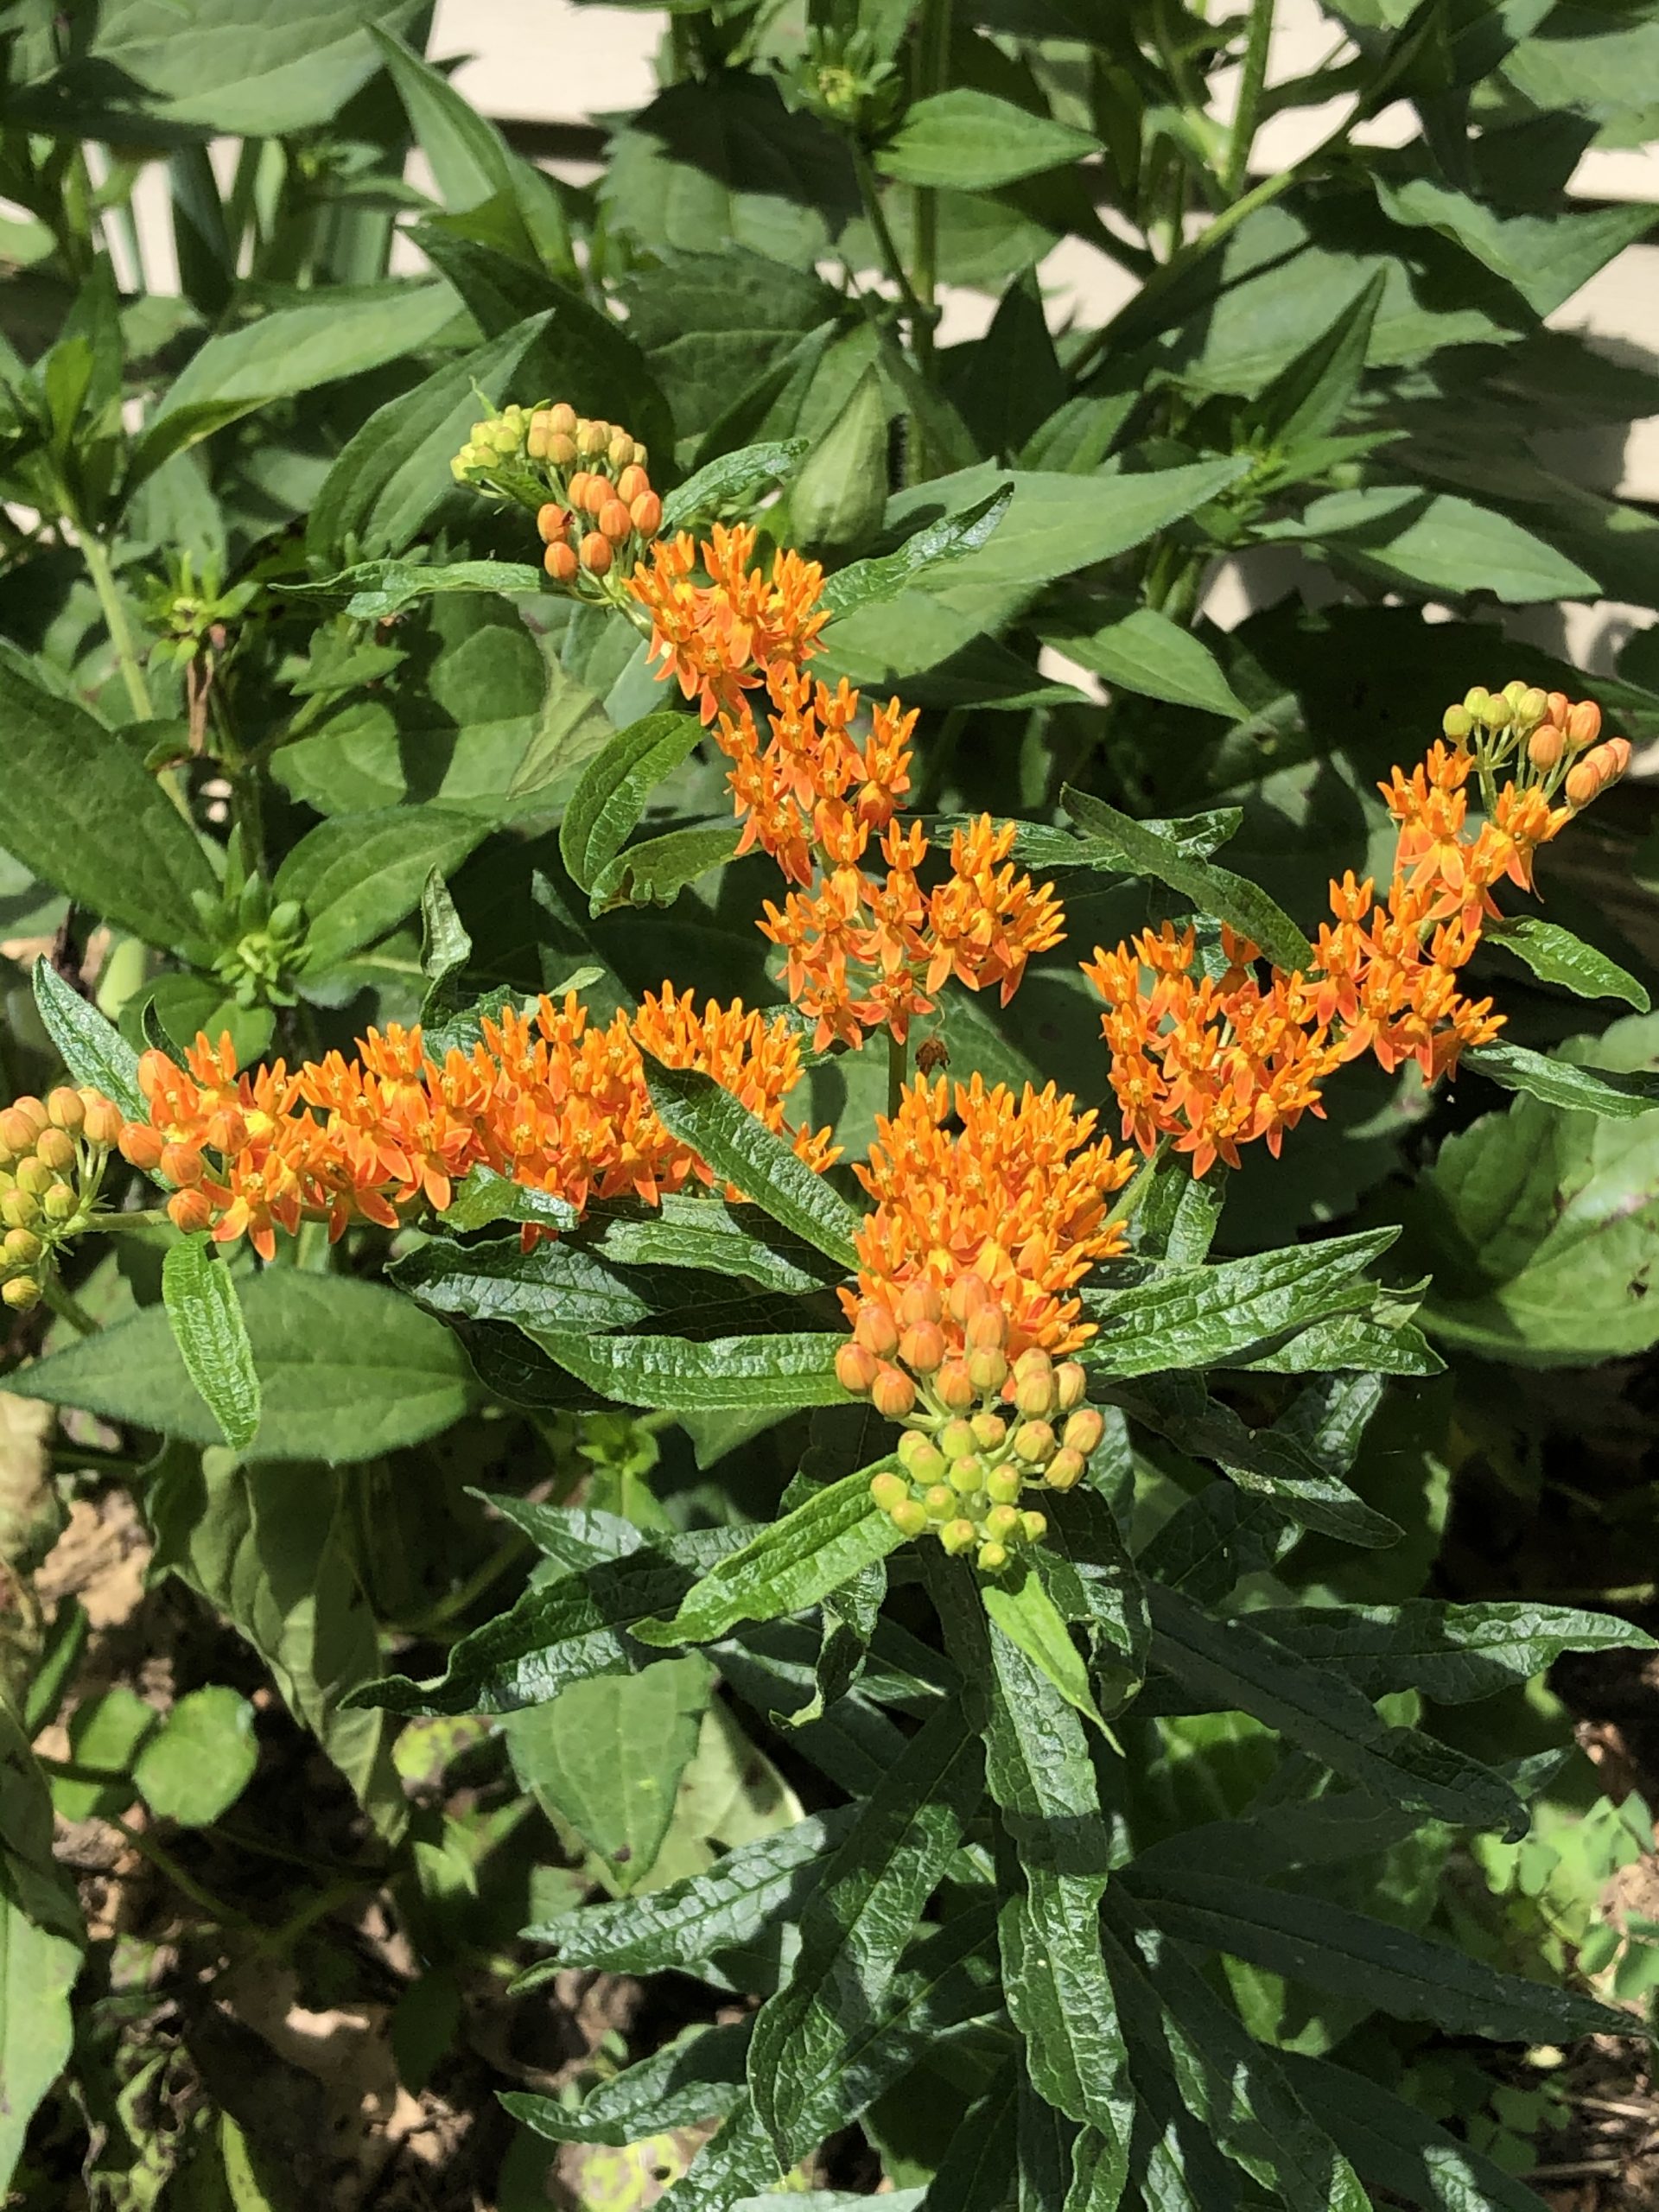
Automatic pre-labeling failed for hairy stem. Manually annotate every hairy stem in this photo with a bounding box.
[43,1277,100,1335]
[1222,0,1275,199]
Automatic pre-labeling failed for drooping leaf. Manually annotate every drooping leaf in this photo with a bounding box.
[820,486,1014,621]
[1463,1039,1659,1117]
[161,1235,262,1454]
[504,2021,752,2148]
[588,822,743,915]
[982,1567,1109,1738]
[1484,917,1649,1012]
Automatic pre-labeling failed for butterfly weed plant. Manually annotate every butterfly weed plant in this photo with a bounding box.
[3,3,1659,2206]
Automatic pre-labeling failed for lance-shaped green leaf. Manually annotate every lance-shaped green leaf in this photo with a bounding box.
[0,1700,82,2190]
[284,557,544,620]
[661,439,810,534]
[1484,916,1649,1012]
[344,1535,743,1717]
[588,821,742,916]
[1043,1486,1149,1702]
[435,1169,581,1237]
[1035,602,1246,721]
[982,1566,1109,1738]
[1060,785,1313,971]
[1251,269,1386,448]
[925,2062,1020,2211]
[641,1058,861,1270]
[1098,1890,1369,2212]
[875,88,1102,191]
[634,1466,906,1647]
[392,1231,789,1339]
[1256,1599,1657,1706]
[523,1325,848,1412]
[518,1808,858,1981]
[820,485,1014,621]
[0,652,217,950]
[1224,1300,1443,1377]
[160,1236,261,1455]
[559,711,703,895]
[276,805,485,973]
[748,1705,983,2161]
[32,959,143,1118]
[928,1560,1129,2180]
[1081,1231,1400,1376]
[1464,1039,1659,1116]
[504,2020,751,2147]
[1281,2054,1560,2212]
[582,1192,841,1295]
[1147,1586,1525,1836]
[1123,1866,1631,2042]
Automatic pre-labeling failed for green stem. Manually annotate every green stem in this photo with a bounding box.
[108,1813,256,1930]
[887,1027,908,1121]
[1102,1136,1172,1233]
[852,143,932,347]
[906,0,952,371]
[44,1278,100,1336]
[96,1209,172,1234]
[1222,0,1275,199]
[79,531,152,722]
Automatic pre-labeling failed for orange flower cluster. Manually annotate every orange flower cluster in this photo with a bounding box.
[838,1073,1136,1370]
[118,991,835,1261]
[633,527,1065,1051]
[1084,681,1630,1176]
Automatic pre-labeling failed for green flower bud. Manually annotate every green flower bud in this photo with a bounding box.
[42,1183,78,1223]
[869,1471,908,1516]
[1462,685,1493,723]
[948,1456,983,1497]
[923,1484,954,1520]
[986,1465,1023,1506]
[16,1159,53,1197]
[2,1227,42,1266]
[0,1191,39,1230]
[939,1419,977,1462]
[970,1411,1007,1453]
[269,899,303,940]
[2,1275,40,1312]
[976,1540,1009,1573]
[1020,1510,1047,1543]
[984,1503,1020,1542]
[1013,1421,1056,1465]
[1441,705,1473,742]
[939,1516,977,1556]
[891,1499,929,1539]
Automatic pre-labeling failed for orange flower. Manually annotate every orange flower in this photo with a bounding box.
[841,1074,1135,1361]
[630,524,829,725]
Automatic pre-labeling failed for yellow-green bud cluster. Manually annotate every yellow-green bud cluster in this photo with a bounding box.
[1441,680,1630,816]
[0,1087,124,1315]
[451,401,660,607]
[850,1285,1109,1576]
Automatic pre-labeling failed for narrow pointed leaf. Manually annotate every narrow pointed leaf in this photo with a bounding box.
[560,711,703,893]
[1465,1039,1659,1116]
[524,1325,847,1412]
[32,960,143,1118]
[1485,917,1649,1012]
[160,1236,261,1455]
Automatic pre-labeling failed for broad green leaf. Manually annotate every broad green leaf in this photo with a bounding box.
[1098,1891,1369,2212]
[129,281,460,484]
[982,1567,1108,1738]
[559,711,702,894]
[505,2020,751,2148]
[1037,605,1246,720]
[503,1655,715,1889]
[582,1192,842,1296]
[1081,1231,1398,1378]
[788,367,888,556]
[641,1059,861,1270]
[424,1172,580,1238]
[1225,1300,1444,1378]
[1374,171,1656,320]
[49,1689,151,1822]
[634,1466,906,1647]
[149,1450,400,1827]
[0,651,217,949]
[1148,1586,1524,1836]
[161,1235,261,1454]
[287,557,544,622]
[1124,1865,1629,2042]
[661,439,810,534]
[306,312,560,563]
[368,22,524,216]
[1251,269,1386,448]
[132,1685,257,1827]
[1283,2053,1562,2212]
[519,1807,857,1979]
[820,486,1014,621]
[31,958,143,1117]
[588,821,742,915]
[0,1700,81,2196]
[1485,917,1649,1012]
[1463,1039,1659,1117]
[1258,1599,1656,1705]
[875,89,1102,191]
[1263,486,1598,604]
[349,1538,741,1717]
[273,805,485,973]
[748,1704,982,2162]
[525,1325,847,1413]
[7,1272,473,1462]
[1061,785,1313,970]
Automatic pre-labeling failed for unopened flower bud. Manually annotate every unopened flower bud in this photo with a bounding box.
[537,501,569,544]
[932,1357,976,1411]
[923,1484,954,1520]
[16,1159,54,1197]
[616,463,650,505]
[869,1471,908,1516]
[1565,760,1599,808]
[898,1432,945,1483]
[3,1228,42,1266]
[871,1364,916,1419]
[137,1052,172,1101]
[1021,1510,1047,1543]
[579,532,613,575]
[1013,1420,1056,1465]
[977,1540,1009,1573]
[891,1497,929,1538]
[940,1518,976,1556]
[1518,686,1548,728]
[0,1192,38,1230]
[1604,736,1632,780]
[606,433,631,469]
[629,490,663,536]
[1441,705,1472,742]
[0,1109,35,1158]
[970,1411,1007,1453]
[577,419,608,457]
[2,1275,40,1312]
[1502,679,1529,715]
[965,1300,1006,1351]
[986,1465,1023,1506]
[162,1142,204,1187]
[1567,699,1601,749]
[566,470,592,512]
[1528,726,1564,771]
[948,1454,983,1497]
[47,1088,85,1134]
[1045,1448,1086,1491]
[1054,1362,1088,1412]
[1062,1406,1106,1457]
[1462,686,1494,724]
[939,1419,977,1462]
[1015,1369,1058,1420]
[1012,1347,1052,1385]
[544,542,580,584]
[836,1341,878,1395]
[985,1503,1020,1542]
[547,432,578,468]
[899,1281,943,1329]
[855,1302,900,1358]
[35,1128,74,1173]
[119,1123,166,1172]
[899,1319,946,1375]
[81,1096,124,1148]
[548,402,577,436]
[947,1273,991,1325]
[599,498,632,543]
[629,442,648,469]
[41,1183,77,1223]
